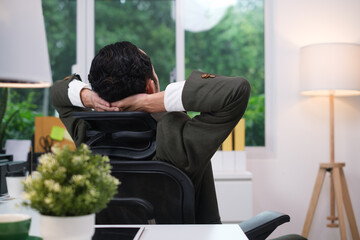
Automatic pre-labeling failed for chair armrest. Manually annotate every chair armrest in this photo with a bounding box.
[109,197,156,224]
[239,211,290,240]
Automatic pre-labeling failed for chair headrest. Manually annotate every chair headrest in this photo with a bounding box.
[73,112,157,160]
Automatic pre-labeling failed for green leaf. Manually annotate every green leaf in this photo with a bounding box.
[0,88,8,124]
[0,109,19,146]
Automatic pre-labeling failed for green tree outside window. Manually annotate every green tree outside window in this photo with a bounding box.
[2,0,264,147]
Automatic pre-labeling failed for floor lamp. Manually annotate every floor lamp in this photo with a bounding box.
[0,0,53,172]
[0,0,52,88]
[300,43,360,240]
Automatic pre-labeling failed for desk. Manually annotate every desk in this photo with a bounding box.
[97,224,248,240]
[0,199,248,240]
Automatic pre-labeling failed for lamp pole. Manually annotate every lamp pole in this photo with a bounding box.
[327,94,337,228]
[329,93,335,164]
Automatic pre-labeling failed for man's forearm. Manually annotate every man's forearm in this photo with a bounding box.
[110,80,188,113]
[80,88,93,108]
[143,91,166,112]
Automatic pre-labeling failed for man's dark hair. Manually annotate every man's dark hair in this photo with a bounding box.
[88,41,155,102]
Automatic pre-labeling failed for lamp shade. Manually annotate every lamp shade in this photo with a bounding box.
[0,0,52,88]
[300,43,360,96]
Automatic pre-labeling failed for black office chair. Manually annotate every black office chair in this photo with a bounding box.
[73,111,306,240]
[73,111,195,224]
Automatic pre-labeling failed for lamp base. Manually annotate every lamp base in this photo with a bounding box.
[302,162,359,240]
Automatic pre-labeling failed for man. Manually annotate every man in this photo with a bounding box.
[50,41,251,224]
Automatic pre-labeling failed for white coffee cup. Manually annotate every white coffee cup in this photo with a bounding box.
[6,176,26,199]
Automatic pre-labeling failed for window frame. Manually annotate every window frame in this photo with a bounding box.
[74,0,273,159]
[246,0,274,159]
[73,0,94,85]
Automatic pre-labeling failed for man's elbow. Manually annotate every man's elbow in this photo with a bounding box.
[238,77,251,100]
[50,80,70,108]
[49,84,60,108]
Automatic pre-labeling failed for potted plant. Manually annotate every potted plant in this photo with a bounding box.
[22,144,120,240]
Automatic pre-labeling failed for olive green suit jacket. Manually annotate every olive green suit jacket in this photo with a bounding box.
[50,70,250,223]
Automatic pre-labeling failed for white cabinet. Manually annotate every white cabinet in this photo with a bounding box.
[211,151,253,223]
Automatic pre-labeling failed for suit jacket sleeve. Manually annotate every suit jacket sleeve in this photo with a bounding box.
[50,77,89,147]
[155,70,251,181]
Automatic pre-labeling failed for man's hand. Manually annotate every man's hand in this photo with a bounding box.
[80,88,119,112]
[111,92,166,113]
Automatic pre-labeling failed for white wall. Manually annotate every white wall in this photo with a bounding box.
[248,0,360,239]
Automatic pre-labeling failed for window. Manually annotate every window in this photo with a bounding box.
[3,0,265,149]
[184,0,264,146]
[43,0,77,83]
[95,0,176,91]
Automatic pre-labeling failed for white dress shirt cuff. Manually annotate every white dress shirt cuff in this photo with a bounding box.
[68,80,91,108]
[164,81,186,112]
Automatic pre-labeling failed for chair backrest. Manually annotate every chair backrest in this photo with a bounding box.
[72,111,195,224]
[72,111,157,160]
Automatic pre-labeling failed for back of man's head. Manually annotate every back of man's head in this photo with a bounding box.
[88,41,154,102]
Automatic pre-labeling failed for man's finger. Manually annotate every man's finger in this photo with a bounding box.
[94,97,110,107]
[110,98,132,109]
[93,102,117,112]
[111,99,125,106]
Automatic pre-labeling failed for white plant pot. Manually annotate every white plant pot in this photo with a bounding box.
[40,213,95,240]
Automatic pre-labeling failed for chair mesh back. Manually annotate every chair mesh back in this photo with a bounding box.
[97,171,184,224]
[73,112,156,160]
[72,112,195,224]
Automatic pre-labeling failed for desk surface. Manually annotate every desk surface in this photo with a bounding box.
[97,224,248,240]
[1,199,248,240]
